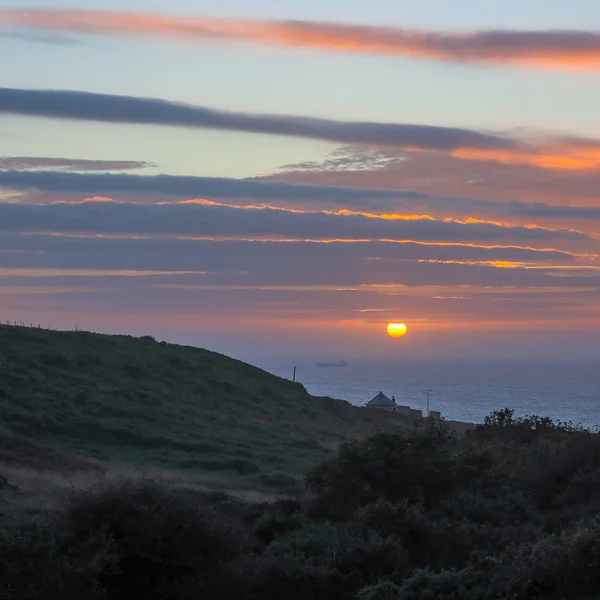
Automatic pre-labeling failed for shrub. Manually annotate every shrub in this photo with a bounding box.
[396,567,489,600]
[473,408,585,445]
[356,580,402,600]
[266,519,409,592]
[251,501,305,545]
[58,478,248,599]
[526,433,600,509]
[500,517,600,599]
[306,423,459,520]
[0,520,113,600]
[231,552,341,600]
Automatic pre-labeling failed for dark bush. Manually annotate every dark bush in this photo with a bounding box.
[231,552,343,600]
[395,567,489,600]
[58,478,248,599]
[0,520,113,600]
[471,408,584,444]
[306,422,459,519]
[250,501,305,545]
[263,518,409,592]
[356,580,402,600]
[355,500,484,571]
[499,517,600,599]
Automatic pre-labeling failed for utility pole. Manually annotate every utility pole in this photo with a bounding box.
[293,366,297,383]
[425,389,432,418]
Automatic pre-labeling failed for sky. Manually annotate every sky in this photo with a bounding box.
[1,0,600,361]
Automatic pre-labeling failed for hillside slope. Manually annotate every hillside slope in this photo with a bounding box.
[0,325,411,488]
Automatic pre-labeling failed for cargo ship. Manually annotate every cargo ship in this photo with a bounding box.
[315,360,347,368]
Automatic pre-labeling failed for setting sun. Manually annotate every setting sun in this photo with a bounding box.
[386,323,408,338]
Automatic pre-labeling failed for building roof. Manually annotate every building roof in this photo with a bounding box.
[366,391,396,407]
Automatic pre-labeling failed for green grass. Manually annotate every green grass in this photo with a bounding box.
[0,325,411,487]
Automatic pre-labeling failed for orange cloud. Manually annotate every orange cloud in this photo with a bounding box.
[11,231,579,260]
[418,259,523,268]
[453,143,600,170]
[2,9,600,71]
[325,208,435,221]
[82,196,115,202]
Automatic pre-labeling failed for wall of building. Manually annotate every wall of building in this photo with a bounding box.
[396,405,423,419]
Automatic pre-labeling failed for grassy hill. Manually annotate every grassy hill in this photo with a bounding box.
[0,325,412,491]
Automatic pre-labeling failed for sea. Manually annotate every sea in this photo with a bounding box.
[257,359,600,430]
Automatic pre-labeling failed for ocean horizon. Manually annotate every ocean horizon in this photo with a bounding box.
[256,358,600,429]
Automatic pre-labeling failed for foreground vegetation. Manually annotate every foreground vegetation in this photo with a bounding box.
[0,324,413,490]
[3,409,600,599]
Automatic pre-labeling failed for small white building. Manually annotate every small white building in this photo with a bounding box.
[365,392,423,420]
[366,391,397,410]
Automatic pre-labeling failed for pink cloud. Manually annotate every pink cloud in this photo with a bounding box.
[2,9,600,71]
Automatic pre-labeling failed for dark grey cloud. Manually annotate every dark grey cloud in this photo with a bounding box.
[0,235,575,273]
[0,29,80,45]
[2,169,600,224]
[1,256,598,290]
[0,87,514,151]
[0,156,154,172]
[0,199,589,243]
[0,168,443,203]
